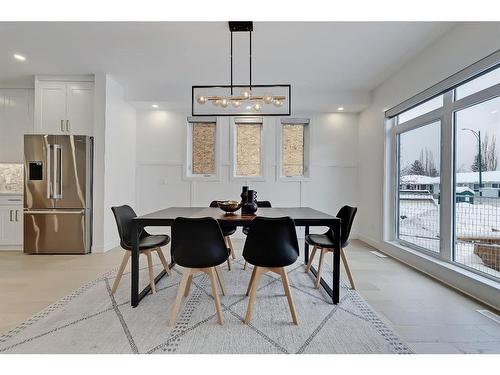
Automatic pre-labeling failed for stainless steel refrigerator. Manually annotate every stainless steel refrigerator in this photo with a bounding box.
[24,135,93,254]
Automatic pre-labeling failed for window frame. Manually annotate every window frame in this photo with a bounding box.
[276,118,311,182]
[230,116,266,182]
[386,54,500,282]
[184,117,221,181]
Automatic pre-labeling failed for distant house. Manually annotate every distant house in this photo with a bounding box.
[455,186,475,204]
[400,170,500,198]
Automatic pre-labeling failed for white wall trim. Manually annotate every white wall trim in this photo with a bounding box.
[356,234,500,310]
[92,238,119,253]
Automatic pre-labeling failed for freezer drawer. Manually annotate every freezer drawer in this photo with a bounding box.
[23,209,90,254]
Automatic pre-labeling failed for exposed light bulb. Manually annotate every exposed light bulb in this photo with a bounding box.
[254,103,261,111]
[246,105,252,110]
[196,95,207,104]
[232,100,241,108]
[263,95,273,104]
[242,90,250,99]
[273,99,283,107]
[213,99,221,107]
[221,98,229,108]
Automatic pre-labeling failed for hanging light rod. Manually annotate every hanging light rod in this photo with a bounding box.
[191,21,291,116]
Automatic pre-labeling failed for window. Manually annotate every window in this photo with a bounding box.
[454,96,500,278]
[389,58,500,282]
[232,118,263,178]
[397,121,441,253]
[455,68,500,100]
[186,118,219,179]
[397,95,443,124]
[278,118,310,179]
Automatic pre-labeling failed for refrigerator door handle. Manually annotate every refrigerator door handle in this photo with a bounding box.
[53,144,63,199]
[47,144,53,199]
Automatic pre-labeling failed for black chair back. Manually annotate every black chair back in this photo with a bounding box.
[336,205,357,247]
[243,216,299,268]
[111,205,145,249]
[171,217,229,268]
[257,201,272,208]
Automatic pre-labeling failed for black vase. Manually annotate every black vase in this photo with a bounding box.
[242,189,258,215]
[240,186,249,206]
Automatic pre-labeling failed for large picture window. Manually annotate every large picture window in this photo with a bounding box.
[398,121,441,253]
[389,58,500,282]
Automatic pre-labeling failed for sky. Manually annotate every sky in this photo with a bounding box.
[399,68,500,174]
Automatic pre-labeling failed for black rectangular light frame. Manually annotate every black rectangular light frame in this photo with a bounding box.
[191,84,291,117]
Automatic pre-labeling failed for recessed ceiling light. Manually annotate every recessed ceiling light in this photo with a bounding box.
[13,54,26,61]
[151,104,159,109]
[337,107,344,111]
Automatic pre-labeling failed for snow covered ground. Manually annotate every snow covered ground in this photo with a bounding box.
[399,197,500,279]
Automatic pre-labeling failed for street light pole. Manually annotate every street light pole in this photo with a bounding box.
[462,128,483,192]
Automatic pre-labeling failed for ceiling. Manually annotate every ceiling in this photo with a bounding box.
[0,22,456,112]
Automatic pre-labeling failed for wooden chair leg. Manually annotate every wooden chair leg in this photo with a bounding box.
[315,248,326,289]
[226,258,232,271]
[184,273,194,297]
[246,266,257,296]
[244,267,263,324]
[145,250,156,294]
[214,266,226,296]
[155,247,171,276]
[304,246,318,273]
[226,236,236,259]
[207,267,224,325]
[168,269,192,326]
[278,267,298,324]
[340,247,356,290]
[111,251,130,294]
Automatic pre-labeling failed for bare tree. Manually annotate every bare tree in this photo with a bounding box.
[471,132,498,171]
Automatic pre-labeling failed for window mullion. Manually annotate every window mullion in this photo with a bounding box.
[440,91,454,262]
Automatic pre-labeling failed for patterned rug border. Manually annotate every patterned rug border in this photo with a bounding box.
[0,267,118,344]
[0,262,414,354]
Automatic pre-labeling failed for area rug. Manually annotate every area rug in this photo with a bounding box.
[0,257,413,354]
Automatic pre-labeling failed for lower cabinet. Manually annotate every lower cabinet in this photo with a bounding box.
[0,197,23,250]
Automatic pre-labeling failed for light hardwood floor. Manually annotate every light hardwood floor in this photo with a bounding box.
[0,239,499,353]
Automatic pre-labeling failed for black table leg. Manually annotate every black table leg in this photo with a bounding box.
[304,225,309,263]
[332,221,341,304]
[131,222,141,308]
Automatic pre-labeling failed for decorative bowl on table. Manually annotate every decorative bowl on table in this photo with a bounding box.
[217,200,241,214]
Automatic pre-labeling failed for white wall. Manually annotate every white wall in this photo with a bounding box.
[357,23,500,308]
[93,75,137,251]
[135,109,359,237]
[358,22,500,244]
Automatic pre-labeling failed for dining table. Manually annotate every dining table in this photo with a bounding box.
[130,206,341,307]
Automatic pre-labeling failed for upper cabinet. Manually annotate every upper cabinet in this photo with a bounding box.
[0,89,34,162]
[34,77,94,136]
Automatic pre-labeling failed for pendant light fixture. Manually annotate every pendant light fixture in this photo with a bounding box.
[192,21,291,116]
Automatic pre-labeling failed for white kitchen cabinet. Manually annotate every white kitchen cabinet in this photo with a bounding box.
[0,196,23,250]
[0,89,34,162]
[35,78,94,136]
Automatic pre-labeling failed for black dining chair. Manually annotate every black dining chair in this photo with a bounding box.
[168,217,229,326]
[242,200,272,270]
[210,200,237,270]
[243,216,299,325]
[111,205,171,295]
[304,205,358,289]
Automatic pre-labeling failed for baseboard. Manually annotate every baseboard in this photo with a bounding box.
[0,245,22,251]
[92,239,119,253]
[356,234,500,311]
